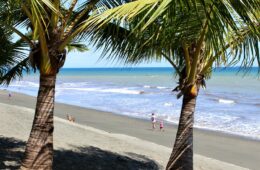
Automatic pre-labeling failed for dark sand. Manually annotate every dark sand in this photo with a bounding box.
[0,90,259,169]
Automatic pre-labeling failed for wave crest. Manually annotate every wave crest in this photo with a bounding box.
[218,99,235,104]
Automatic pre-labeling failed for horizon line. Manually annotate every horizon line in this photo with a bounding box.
[62,66,258,69]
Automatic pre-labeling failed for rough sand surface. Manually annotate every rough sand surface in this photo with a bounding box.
[0,102,249,170]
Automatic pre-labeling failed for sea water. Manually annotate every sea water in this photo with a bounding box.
[2,67,260,140]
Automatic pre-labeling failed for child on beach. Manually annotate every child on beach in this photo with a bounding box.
[160,120,164,131]
[151,113,156,129]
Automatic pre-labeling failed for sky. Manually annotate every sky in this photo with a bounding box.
[63,46,171,68]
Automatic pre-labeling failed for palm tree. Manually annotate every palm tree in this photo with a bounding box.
[0,27,31,83]
[0,1,123,169]
[0,2,33,84]
[79,1,259,169]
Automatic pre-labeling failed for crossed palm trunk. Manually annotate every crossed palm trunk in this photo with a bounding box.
[20,48,65,169]
[21,74,56,169]
[166,78,201,170]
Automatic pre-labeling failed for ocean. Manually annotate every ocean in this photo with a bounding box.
[2,67,260,140]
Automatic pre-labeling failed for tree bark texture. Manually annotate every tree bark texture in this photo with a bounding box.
[166,91,198,170]
[21,75,56,170]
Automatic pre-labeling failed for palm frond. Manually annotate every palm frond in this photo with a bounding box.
[0,26,30,85]
[83,0,259,81]
[66,42,89,52]
[0,57,31,86]
[59,0,130,49]
[202,24,260,75]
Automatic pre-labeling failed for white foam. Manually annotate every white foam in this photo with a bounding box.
[58,87,99,91]
[57,87,142,95]
[59,82,92,88]
[165,112,260,140]
[164,102,173,107]
[101,88,142,95]
[218,99,235,104]
[157,86,167,89]
[9,81,39,88]
[143,85,168,89]
[143,85,151,88]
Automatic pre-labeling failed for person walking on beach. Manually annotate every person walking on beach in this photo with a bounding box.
[151,113,156,129]
[8,91,12,99]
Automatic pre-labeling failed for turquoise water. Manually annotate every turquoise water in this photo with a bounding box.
[3,67,260,139]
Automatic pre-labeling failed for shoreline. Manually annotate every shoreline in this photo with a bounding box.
[1,90,259,169]
[87,106,260,142]
[4,89,260,142]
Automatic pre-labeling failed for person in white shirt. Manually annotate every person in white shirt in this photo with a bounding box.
[151,113,156,129]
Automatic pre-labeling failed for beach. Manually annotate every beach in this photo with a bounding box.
[0,90,259,170]
[5,67,260,140]
[1,0,259,169]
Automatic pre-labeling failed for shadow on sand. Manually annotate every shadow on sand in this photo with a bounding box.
[0,136,161,170]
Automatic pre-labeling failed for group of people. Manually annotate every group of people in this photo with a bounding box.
[151,113,164,131]
[67,114,75,122]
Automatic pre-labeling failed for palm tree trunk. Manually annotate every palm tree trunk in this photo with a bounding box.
[166,88,199,170]
[21,74,56,170]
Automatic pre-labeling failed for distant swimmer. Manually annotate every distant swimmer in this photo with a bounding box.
[139,91,145,94]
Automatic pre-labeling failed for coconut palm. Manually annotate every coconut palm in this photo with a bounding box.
[78,0,259,169]
[0,27,31,83]
[0,0,124,169]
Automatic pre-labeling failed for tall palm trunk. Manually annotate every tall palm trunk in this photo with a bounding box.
[166,86,199,170]
[21,74,56,170]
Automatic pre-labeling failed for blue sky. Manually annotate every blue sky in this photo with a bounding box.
[63,47,171,68]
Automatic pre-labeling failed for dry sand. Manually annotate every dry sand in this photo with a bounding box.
[0,90,259,169]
